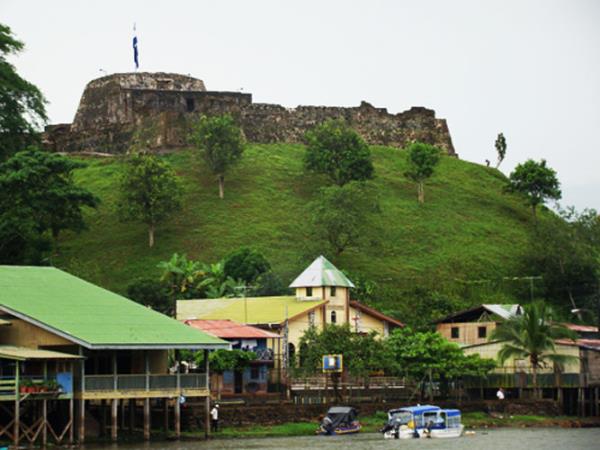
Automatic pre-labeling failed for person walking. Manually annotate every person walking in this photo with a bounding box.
[210,404,220,432]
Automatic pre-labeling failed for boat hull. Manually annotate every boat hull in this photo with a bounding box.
[384,424,464,439]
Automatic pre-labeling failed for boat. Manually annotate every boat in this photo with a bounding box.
[316,406,361,435]
[381,405,464,439]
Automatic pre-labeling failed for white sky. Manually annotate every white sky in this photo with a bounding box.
[2,0,599,210]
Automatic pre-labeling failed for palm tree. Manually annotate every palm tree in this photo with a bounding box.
[490,302,577,397]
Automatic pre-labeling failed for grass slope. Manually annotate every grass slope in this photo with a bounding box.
[54,144,534,310]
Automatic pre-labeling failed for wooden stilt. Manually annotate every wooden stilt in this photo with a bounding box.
[69,398,74,445]
[204,349,210,439]
[164,398,169,433]
[78,399,85,444]
[595,387,599,416]
[121,398,126,430]
[111,399,118,442]
[143,398,150,440]
[129,399,135,433]
[42,399,48,446]
[14,360,20,448]
[100,399,107,436]
[174,396,181,439]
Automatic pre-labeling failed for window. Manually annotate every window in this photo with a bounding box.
[330,286,336,297]
[308,310,315,327]
[288,343,296,365]
[331,311,337,324]
[478,326,487,338]
[186,98,195,112]
[306,287,313,297]
[451,327,459,338]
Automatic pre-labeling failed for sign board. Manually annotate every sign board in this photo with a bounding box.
[322,354,343,373]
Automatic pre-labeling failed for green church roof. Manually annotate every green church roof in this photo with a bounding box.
[289,255,355,288]
[0,266,229,350]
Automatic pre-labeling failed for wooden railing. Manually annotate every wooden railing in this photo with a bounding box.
[289,376,407,391]
[84,374,207,392]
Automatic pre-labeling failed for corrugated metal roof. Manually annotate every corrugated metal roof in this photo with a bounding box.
[0,346,82,361]
[179,296,326,325]
[289,256,355,288]
[0,266,229,350]
[184,320,280,339]
[564,323,599,333]
[482,304,522,320]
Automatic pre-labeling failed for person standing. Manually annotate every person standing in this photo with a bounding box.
[210,404,219,432]
[496,387,505,400]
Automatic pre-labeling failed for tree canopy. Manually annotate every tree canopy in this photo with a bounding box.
[505,159,561,221]
[495,132,507,169]
[0,148,98,263]
[310,181,380,255]
[223,247,272,285]
[190,114,245,199]
[117,153,182,247]
[0,24,47,161]
[404,142,441,203]
[304,119,374,186]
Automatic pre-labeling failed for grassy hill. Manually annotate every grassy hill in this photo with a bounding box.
[54,144,536,313]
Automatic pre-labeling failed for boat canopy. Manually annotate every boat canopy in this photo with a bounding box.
[390,405,441,415]
[327,406,356,415]
[443,409,461,417]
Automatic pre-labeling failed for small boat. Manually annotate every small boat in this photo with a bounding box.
[317,406,361,435]
[381,405,464,439]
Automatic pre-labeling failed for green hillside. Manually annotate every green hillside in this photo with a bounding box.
[54,144,535,313]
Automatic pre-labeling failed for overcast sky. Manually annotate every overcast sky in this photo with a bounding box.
[3,0,599,210]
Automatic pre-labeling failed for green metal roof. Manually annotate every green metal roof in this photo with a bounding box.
[178,296,326,325]
[0,266,229,350]
[289,256,355,288]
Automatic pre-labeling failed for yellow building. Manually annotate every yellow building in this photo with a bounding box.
[176,256,403,366]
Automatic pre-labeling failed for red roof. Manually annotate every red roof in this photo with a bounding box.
[563,323,599,333]
[184,319,280,339]
[556,338,600,350]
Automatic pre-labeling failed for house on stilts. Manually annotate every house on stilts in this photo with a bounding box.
[0,266,229,447]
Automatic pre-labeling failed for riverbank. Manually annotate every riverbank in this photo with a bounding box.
[180,412,600,440]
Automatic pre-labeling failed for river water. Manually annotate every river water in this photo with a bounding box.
[84,428,600,450]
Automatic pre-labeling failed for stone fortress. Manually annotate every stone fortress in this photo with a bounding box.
[44,72,456,156]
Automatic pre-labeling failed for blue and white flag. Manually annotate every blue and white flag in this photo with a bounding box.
[133,24,139,70]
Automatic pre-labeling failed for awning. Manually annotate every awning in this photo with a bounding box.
[0,346,82,361]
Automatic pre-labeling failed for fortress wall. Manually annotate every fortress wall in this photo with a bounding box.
[44,73,455,155]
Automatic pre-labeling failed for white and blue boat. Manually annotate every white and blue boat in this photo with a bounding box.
[381,405,464,439]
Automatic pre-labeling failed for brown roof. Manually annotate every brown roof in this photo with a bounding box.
[556,338,600,350]
[184,319,280,339]
[349,301,404,327]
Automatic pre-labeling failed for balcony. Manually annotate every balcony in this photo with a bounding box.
[81,373,208,399]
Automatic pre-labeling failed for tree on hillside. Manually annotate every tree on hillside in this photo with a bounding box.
[505,159,561,222]
[526,207,600,312]
[0,148,98,263]
[190,114,245,199]
[117,153,182,247]
[310,181,380,256]
[0,24,47,161]
[126,278,172,314]
[490,302,577,398]
[495,132,507,169]
[404,142,441,204]
[304,119,374,186]
[223,247,271,285]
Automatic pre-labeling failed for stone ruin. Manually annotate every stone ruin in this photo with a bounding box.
[44,72,456,156]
